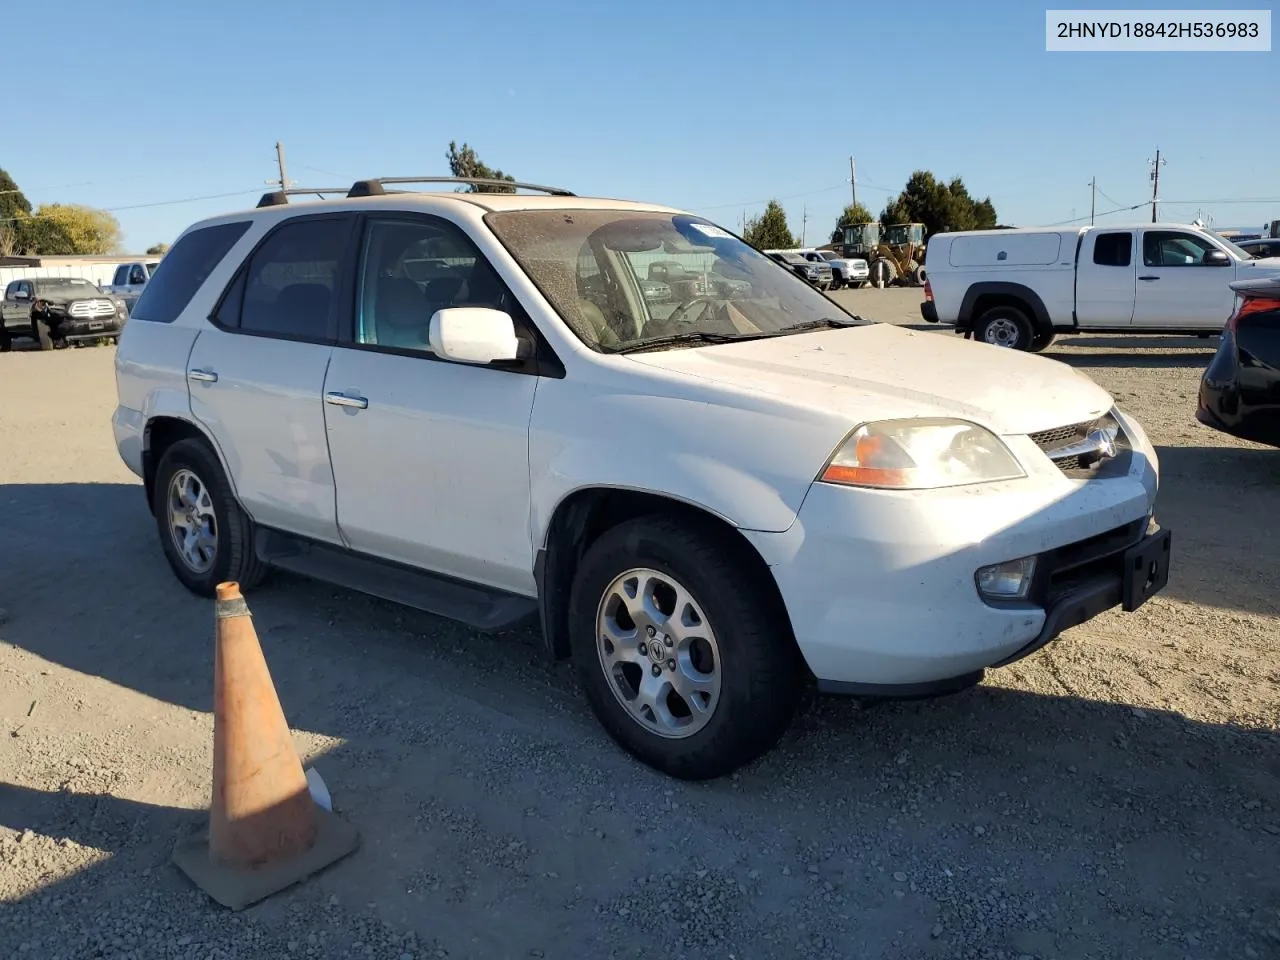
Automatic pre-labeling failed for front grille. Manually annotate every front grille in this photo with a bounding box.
[1028,417,1130,478]
[68,299,117,319]
[1030,419,1097,450]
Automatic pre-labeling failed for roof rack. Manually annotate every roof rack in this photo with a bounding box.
[256,187,352,208]
[346,176,576,198]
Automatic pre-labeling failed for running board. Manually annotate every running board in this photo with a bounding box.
[254,528,539,633]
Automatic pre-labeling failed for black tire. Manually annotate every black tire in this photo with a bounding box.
[152,437,269,597]
[974,305,1035,351]
[567,516,803,780]
[0,330,11,352]
[830,275,844,291]
[1029,328,1057,353]
[32,315,55,351]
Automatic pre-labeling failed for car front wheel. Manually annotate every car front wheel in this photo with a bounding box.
[568,516,802,780]
[152,437,269,597]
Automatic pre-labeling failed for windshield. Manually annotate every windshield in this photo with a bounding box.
[1206,230,1252,261]
[36,278,101,296]
[484,209,867,352]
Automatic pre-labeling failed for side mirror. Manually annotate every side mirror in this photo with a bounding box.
[428,307,521,365]
[1203,249,1230,266]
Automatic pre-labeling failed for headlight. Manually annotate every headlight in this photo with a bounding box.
[819,418,1026,490]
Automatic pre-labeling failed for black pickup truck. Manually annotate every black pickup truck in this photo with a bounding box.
[1,276,128,351]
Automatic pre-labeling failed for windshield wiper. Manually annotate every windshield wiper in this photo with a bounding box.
[773,316,865,333]
[605,331,759,354]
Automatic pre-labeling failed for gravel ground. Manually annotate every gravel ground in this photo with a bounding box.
[1,288,1277,960]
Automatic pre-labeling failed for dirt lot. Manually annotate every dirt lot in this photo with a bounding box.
[1,287,1277,960]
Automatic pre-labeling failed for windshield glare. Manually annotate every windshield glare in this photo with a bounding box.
[485,210,864,351]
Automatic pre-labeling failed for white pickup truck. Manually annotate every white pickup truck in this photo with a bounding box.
[102,259,163,311]
[920,222,1280,351]
[799,249,870,290]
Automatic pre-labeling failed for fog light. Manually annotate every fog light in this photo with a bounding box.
[976,556,1037,600]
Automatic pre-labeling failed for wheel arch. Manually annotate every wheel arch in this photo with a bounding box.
[958,282,1054,335]
[533,487,797,663]
[142,415,237,515]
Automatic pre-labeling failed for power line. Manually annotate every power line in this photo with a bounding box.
[692,182,848,212]
[0,188,262,226]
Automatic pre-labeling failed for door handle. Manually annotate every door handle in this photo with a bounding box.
[187,369,218,382]
[1138,275,1160,281]
[324,391,368,409]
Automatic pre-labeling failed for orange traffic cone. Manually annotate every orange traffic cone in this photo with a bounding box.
[171,582,359,910]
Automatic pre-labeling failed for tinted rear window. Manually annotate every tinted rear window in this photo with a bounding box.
[130,220,252,323]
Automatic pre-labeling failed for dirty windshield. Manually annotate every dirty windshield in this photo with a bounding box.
[484,209,865,352]
[35,277,101,296]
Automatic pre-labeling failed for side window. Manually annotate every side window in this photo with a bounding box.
[4,282,15,300]
[113,265,129,286]
[130,220,252,324]
[354,217,511,353]
[237,217,352,340]
[1142,231,1216,267]
[1092,232,1132,267]
[129,264,147,285]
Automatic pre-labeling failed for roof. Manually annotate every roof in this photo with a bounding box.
[187,190,691,238]
[934,221,1215,238]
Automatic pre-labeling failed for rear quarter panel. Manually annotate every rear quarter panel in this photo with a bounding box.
[928,231,1078,325]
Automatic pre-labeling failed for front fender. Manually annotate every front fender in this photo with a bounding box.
[529,388,832,549]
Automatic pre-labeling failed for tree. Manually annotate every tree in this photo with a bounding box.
[830,201,876,243]
[20,204,123,255]
[0,167,33,255]
[743,200,796,250]
[879,170,998,238]
[146,242,170,255]
[445,141,516,193]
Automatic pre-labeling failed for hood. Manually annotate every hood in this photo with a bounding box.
[627,322,1115,436]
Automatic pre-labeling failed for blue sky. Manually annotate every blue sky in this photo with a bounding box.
[6,0,1276,251]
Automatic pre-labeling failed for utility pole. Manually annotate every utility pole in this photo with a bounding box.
[1089,176,1096,224]
[801,205,808,247]
[267,141,293,194]
[849,155,857,212]
[1148,149,1165,222]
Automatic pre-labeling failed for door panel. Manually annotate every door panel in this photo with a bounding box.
[187,331,339,542]
[1075,230,1136,326]
[185,212,358,544]
[323,349,538,594]
[1132,229,1236,328]
[323,213,539,595]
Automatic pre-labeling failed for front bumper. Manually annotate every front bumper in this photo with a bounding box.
[60,316,123,341]
[744,414,1166,691]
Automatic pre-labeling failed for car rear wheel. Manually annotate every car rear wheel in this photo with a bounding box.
[152,437,269,597]
[568,516,803,781]
[975,306,1034,350]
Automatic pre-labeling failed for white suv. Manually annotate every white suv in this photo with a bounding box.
[112,177,1173,780]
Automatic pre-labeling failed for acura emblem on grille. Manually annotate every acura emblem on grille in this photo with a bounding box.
[1080,428,1117,466]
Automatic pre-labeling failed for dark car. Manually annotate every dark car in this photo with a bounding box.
[1236,237,1280,260]
[1,276,128,351]
[1196,275,1280,448]
[765,250,830,290]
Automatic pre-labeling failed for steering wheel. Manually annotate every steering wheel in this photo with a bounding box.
[666,297,718,324]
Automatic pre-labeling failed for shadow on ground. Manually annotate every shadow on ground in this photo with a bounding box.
[2,480,1278,958]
